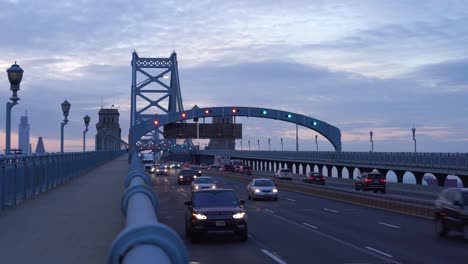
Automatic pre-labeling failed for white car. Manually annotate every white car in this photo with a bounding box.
[191,176,217,191]
[247,178,278,201]
[274,168,292,180]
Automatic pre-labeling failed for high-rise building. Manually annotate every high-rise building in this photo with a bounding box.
[95,108,121,151]
[18,113,30,155]
[35,137,46,154]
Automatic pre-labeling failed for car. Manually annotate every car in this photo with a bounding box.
[234,165,242,173]
[274,168,292,180]
[247,178,278,201]
[208,165,220,171]
[178,168,197,185]
[184,189,248,242]
[191,176,217,191]
[239,165,253,175]
[221,164,236,172]
[434,188,468,240]
[354,169,386,193]
[155,166,168,176]
[200,164,209,170]
[303,172,326,185]
[191,166,202,176]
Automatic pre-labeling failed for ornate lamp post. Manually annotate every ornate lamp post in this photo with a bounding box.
[370,130,374,152]
[60,100,71,153]
[83,115,90,152]
[412,127,416,152]
[5,62,24,154]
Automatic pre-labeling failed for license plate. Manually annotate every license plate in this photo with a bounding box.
[374,180,379,183]
[315,178,321,181]
[215,221,226,227]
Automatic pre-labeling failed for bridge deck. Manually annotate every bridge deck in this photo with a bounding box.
[0,155,128,264]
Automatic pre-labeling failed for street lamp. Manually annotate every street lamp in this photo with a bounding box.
[268,138,271,151]
[370,130,374,152]
[60,100,71,153]
[280,137,283,151]
[5,62,24,154]
[315,134,318,151]
[83,115,90,152]
[257,139,260,150]
[412,127,416,152]
[240,140,243,150]
[296,124,299,151]
[248,139,251,151]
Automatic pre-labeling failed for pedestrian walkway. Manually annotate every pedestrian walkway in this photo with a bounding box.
[0,154,129,264]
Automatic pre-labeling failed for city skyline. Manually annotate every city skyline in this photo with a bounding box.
[1,1,467,152]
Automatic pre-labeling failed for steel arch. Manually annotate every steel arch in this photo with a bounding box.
[131,106,342,151]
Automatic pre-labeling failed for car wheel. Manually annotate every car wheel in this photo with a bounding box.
[247,193,251,200]
[274,196,278,201]
[185,222,190,237]
[436,218,447,237]
[354,184,359,191]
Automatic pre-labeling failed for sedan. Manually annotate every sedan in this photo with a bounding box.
[247,178,278,201]
[155,166,168,176]
[303,172,325,185]
[184,189,248,242]
[191,176,217,191]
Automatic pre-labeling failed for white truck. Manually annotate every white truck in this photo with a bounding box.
[141,152,155,172]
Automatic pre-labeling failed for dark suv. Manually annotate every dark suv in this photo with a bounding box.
[355,170,386,194]
[184,189,248,242]
[434,188,468,240]
[178,168,196,185]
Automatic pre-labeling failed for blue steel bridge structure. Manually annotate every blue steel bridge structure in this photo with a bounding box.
[0,51,467,264]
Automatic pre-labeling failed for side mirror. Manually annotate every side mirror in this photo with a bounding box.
[184,201,191,206]
[239,200,246,205]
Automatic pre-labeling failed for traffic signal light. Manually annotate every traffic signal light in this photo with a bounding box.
[232,108,239,113]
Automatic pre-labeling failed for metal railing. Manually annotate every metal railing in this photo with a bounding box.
[0,150,126,210]
[108,151,188,264]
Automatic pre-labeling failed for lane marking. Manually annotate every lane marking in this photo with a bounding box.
[365,246,393,258]
[323,208,339,213]
[302,223,318,229]
[265,209,274,214]
[181,193,188,196]
[261,249,287,264]
[378,222,400,229]
[286,198,296,202]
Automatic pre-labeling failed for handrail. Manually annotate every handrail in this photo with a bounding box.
[108,151,188,264]
[0,150,126,210]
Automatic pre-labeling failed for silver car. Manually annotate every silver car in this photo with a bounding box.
[191,176,217,191]
[247,178,278,201]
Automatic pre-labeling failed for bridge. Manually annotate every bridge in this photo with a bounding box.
[1,52,467,264]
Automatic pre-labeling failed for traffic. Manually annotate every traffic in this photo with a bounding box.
[142,157,468,264]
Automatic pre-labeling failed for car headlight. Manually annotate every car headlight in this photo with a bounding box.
[233,212,245,219]
[192,213,207,220]
[272,188,278,193]
[211,185,216,189]
[179,175,183,178]
[195,185,199,190]
[254,189,260,193]
[193,175,197,178]
[164,169,167,172]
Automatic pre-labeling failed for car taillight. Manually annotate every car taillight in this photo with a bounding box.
[364,178,373,183]
[310,176,315,180]
[380,179,387,183]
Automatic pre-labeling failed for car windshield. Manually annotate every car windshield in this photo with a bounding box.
[368,173,383,179]
[254,180,274,186]
[463,192,468,205]
[191,166,201,170]
[192,191,239,207]
[194,177,214,184]
[180,169,194,176]
[280,169,291,173]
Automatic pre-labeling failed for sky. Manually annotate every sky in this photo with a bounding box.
[0,0,468,153]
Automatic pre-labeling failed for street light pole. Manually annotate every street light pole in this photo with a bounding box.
[83,115,90,152]
[240,140,243,150]
[315,134,318,151]
[248,139,251,151]
[60,100,71,153]
[412,127,416,152]
[257,139,260,150]
[5,62,24,155]
[281,137,283,151]
[370,130,374,152]
[268,138,271,151]
[296,124,299,151]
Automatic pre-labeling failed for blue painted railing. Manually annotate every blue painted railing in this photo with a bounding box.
[0,150,126,210]
[108,151,188,264]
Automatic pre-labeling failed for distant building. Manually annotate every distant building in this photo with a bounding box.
[18,114,30,155]
[208,116,235,150]
[35,137,46,154]
[95,108,121,151]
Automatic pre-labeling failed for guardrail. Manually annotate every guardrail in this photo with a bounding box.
[108,151,188,264]
[0,150,126,210]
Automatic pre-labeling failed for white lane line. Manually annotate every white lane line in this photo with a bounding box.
[323,208,339,213]
[302,223,318,229]
[378,222,400,229]
[286,198,296,202]
[261,249,287,264]
[181,193,188,196]
[265,209,274,214]
[365,246,393,258]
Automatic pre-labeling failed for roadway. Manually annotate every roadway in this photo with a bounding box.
[153,169,468,264]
